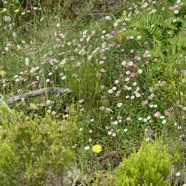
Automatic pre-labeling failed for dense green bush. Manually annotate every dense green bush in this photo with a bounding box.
[115,139,171,186]
[0,103,77,186]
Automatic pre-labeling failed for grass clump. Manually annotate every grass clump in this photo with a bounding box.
[0,103,77,186]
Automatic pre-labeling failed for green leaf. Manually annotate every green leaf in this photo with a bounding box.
[29,103,38,110]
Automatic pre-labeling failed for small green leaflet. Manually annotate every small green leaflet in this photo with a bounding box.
[29,103,38,110]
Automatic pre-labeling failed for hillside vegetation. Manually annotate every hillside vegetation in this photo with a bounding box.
[0,0,186,185]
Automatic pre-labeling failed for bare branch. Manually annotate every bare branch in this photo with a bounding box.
[7,87,72,105]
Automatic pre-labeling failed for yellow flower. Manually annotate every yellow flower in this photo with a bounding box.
[0,70,7,76]
[92,144,102,153]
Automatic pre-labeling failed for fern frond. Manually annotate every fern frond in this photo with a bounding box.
[129,13,166,40]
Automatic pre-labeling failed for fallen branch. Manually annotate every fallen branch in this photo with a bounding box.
[7,87,72,105]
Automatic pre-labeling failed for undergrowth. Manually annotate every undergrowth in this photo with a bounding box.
[0,0,186,185]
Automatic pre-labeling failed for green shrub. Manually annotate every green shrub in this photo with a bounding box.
[0,103,77,186]
[115,139,171,186]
